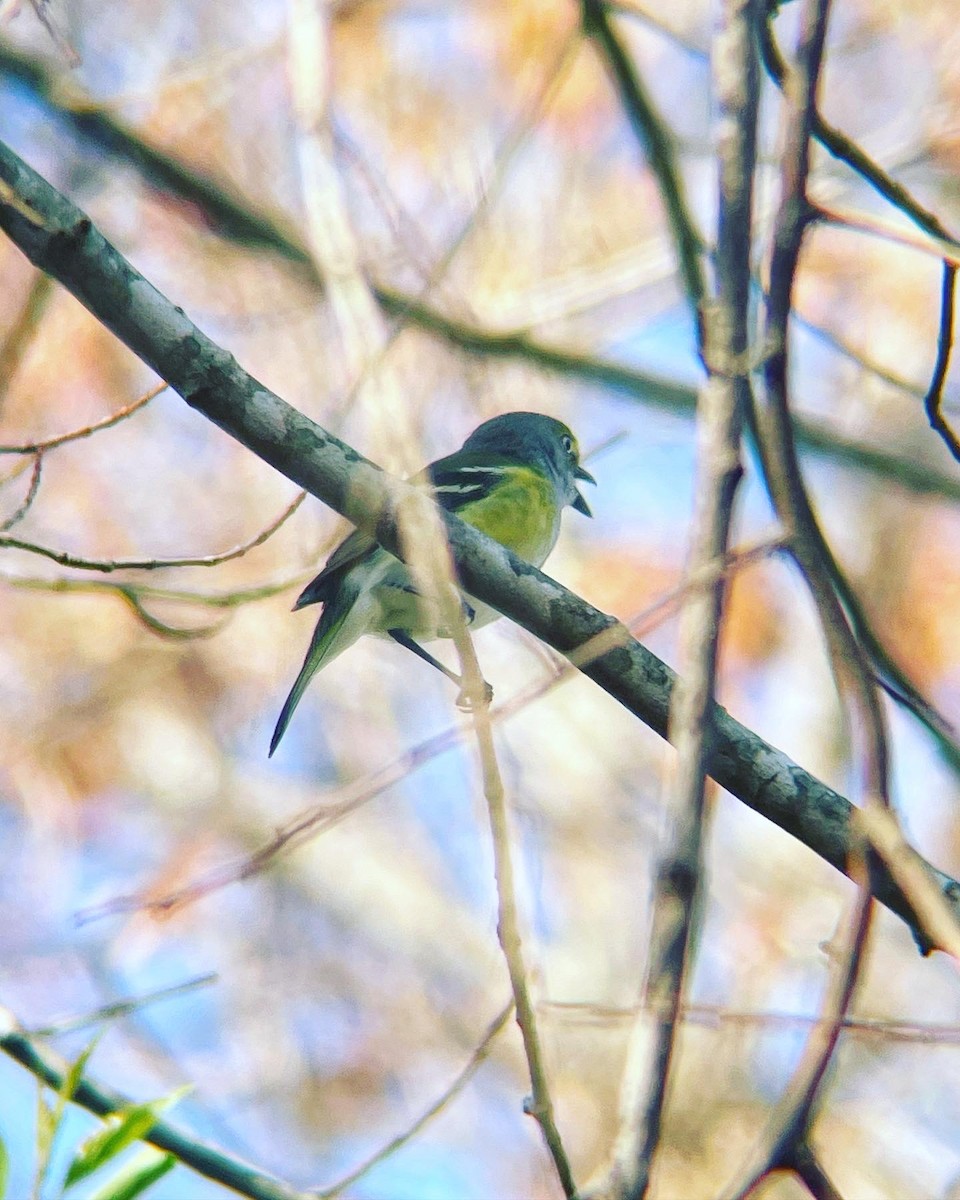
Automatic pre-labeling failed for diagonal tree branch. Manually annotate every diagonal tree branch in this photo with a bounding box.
[1,136,959,955]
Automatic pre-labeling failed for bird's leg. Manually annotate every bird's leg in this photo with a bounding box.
[455,600,493,703]
[388,629,461,685]
[387,629,493,710]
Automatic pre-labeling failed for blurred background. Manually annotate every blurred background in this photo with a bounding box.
[1,0,960,1196]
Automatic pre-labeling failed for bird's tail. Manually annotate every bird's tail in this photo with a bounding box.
[269,591,356,756]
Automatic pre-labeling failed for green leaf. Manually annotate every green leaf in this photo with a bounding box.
[63,1087,189,1190]
[85,1149,176,1200]
[35,1038,101,1197]
[0,1134,8,1200]
[59,1038,100,1106]
[35,1085,56,1168]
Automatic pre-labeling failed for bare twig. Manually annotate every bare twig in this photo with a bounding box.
[759,14,960,254]
[580,0,706,332]
[923,262,960,461]
[113,587,229,639]
[788,1144,846,1200]
[0,450,42,530]
[1,572,296,638]
[0,382,163,454]
[815,199,960,267]
[0,572,298,607]
[454,626,576,1197]
[0,490,306,572]
[421,502,576,1195]
[27,975,218,1038]
[758,0,890,793]
[3,575,235,638]
[545,999,960,1044]
[857,806,960,961]
[0,268,54,413]
[314,1002,515,1199]
[831,562,960,773]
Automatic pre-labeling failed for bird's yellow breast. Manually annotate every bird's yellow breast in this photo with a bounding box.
[457,466,560,567]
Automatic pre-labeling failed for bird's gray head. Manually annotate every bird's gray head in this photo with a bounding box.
[461,411,595,515]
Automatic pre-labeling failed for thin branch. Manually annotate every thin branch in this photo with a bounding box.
[314,1002,515,1199]
[2,138,959,953]
[0,382,163,454]
[1,572,297,639]
[0,452,39,492]
[737,1145,846,1200]
[0,491,306,572]
[827,556,960,773]
[113,586,229,639]
[723,928,869,1200]
[455,627,576,1197]
[580,0,707,330]
[545,998,960,1044]
[1,450,42,530]
[815,199,960,267]
[759,0,890,796]
[856,805,960,960]
[27,975,218,1038]
[396,486,577,1193]
[741,100,960,779]
[0,267,54,413]
[788,1142,846,1200]
[759,14,960,253]
[0,571,298,607]
[923,262,960,461]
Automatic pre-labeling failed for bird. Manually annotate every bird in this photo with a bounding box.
[269,411,595,755]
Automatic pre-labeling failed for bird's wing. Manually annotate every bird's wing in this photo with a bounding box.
[295,451,523,610]
[424,451,519,513]
[293,526,379,610]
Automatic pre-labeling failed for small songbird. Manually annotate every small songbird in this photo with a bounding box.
[269,411,595,755]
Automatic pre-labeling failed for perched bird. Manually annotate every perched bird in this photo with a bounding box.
[269,411,595,755]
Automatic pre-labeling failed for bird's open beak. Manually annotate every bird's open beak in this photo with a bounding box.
[573,464,596,516]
